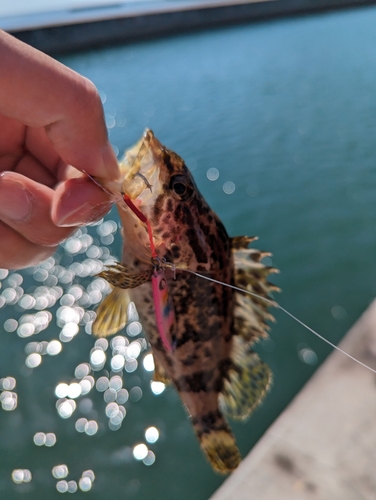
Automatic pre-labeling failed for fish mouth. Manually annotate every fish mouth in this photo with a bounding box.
[118,129,163,210]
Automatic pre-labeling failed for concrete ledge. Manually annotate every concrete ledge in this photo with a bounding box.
[4,0,376,54]
[210,299,376,499]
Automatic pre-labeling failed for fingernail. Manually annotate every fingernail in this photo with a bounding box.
[0,176,32,221]
[57,201,112,227]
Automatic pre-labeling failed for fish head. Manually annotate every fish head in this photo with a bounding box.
[117,129,228,271]
[120,129,195,209]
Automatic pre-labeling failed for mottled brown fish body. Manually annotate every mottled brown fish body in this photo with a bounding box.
[93,130,278,473]
[130,230,240,471]
[119,136,241,471]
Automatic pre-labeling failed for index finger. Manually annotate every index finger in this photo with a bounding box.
[0,30,119,181]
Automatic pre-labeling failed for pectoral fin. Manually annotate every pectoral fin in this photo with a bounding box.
[92,288,130,337]
[97,262,153,289]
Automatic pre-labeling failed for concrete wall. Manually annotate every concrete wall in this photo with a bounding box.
[6,0,376,54]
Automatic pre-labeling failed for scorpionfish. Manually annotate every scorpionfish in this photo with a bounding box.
[93,129,279,473]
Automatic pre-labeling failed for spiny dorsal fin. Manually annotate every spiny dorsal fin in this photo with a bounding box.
[219,336,272,421]
[230,235,258,249]
[92,288,130,337]
[231,236,280,344]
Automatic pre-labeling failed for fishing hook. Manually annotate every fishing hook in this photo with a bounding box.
[134,172,153,192]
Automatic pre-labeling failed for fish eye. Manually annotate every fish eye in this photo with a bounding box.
[173,182,186,196]
[170,175,188,197]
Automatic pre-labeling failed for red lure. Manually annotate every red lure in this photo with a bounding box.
[122,194,175,352]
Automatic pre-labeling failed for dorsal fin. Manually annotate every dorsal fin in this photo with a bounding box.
[218,236,277,420]
[231,236,280,345]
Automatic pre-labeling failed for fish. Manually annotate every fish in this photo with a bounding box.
[92,129,279,473]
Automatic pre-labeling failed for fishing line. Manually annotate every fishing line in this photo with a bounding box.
[84,172,376,374]
[83,171,114,197]
[183,269,376,376]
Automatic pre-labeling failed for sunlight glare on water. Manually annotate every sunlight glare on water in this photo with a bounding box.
[145,426,159,443]
[143,353,155,371]
[52,465,69,479]
[133,443,148,460]
[12,470,32,484]
[150,381,165,395]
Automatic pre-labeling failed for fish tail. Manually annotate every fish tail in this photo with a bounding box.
[193,412,241,474]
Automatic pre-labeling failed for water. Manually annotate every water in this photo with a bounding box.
[2,5,376,499]
[0,0,156,17]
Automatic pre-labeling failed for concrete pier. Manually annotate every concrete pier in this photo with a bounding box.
[3,0,376,54]
[210,300,376,500]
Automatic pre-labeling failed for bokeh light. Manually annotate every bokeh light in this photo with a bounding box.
[143,353,155,372]
[151,381,166,395]
[79,476,93,492]
[57,399,76,419]
[127,321,142,337]
[25,353,42,368]
[33,432,46,446]
[145,426,159,443]
[0,377,16,390]
[68,480,78,493]
[143,451,156,466]
[111,354,125,371]
[0,217,167,493]
[12,469,32,484]
[206,167,219,181]
[52,465,69,479]
[133,443,148,460]
[297,343,318,365]
[130,386,143,402]
[45,433,57,447]
[223,180,236,194]
[47,340,62,355]
[84,420,99,436]
[90,349,106,370]
[56,480,68,493]
[4,318,18,332]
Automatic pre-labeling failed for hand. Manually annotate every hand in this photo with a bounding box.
[0,30,119,270]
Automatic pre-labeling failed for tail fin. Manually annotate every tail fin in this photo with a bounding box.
[193,415,241,473]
